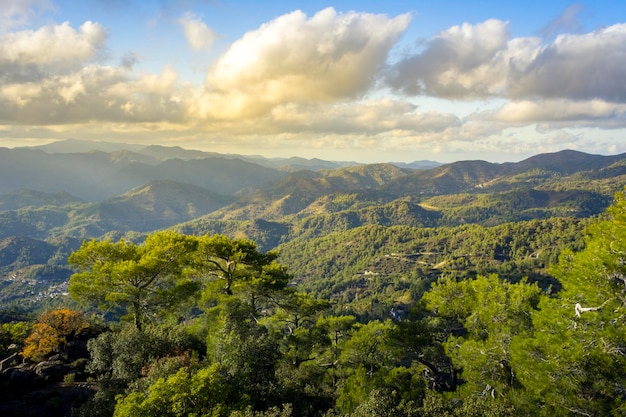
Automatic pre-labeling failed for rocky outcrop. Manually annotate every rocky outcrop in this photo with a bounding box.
[0,331,96,417]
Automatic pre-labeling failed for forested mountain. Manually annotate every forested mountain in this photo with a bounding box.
[63,180,234,235]
[0,146,287,201]
[501,148,626,175]
[2,195,624,417]
[0,181,233,241]
[208,163,411,221]
[0,190,84,211]
[0,145,623,299]
[2,142,626,416]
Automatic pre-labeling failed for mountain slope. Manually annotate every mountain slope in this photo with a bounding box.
[0,147,288,201]
[114,157,286,196]
[383,160,503,195]
[209,163,410,221]
[0,190,83,211]
[502,149,626,176]
[0,236,57,269]
[66,180,233,234]
[383,150,626,196]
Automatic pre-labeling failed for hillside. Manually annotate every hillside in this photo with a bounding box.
[0,147,289,201]
[0,190,83,211]
[66,180,234,233]
[0,181,233,241]
[0,145,625,308]
[183,150,625,239]
[207,163,411,221]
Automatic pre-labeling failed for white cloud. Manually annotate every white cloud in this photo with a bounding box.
[0,64,185,124]
[388,19,626,103]
[508,24,626,102]
[178,12,218,52]
[0,21,107,77]
[387,19,511,98]
[0,6,624,163]
[268,99,459,136]
[194,7,411,119]
[0,15,190,127]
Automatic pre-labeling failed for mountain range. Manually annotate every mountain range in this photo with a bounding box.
[0,139,625,307]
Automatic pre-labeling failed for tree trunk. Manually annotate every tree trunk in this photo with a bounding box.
[133,300,142,331]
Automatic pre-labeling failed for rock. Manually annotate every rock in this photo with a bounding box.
[7,364,37,387]
[48,353,66,362]
[0,352,20,372]
[34,360,70,381]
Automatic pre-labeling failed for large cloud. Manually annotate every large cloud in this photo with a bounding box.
[0,4,624,162]
[0,17,187,125]
[0,65,185,124]
[388,19,626,103]
[508,24,626,102]
[387,19,512,98]
[192,7,411,119]
[0,21,107,75]
[267,99,459,136]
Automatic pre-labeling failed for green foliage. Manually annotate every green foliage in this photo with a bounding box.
[278,217,585,319]
[196,234,279,295]
[114,364,230,417]
[87,323,203,381]
[228,404,293,417]
[13,186,626,416]
[68,231,199,329]
[422,275,542,398]
[335,320,420,413]
[418,391,518,417]
[508,190,626,416]
[0,321,31,357]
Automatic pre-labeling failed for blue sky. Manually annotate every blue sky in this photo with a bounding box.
[1,0,625,163]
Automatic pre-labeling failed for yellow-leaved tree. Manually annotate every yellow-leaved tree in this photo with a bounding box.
[21,308,89,362]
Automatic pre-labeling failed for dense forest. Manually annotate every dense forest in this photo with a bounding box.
[1,143,626,416]
[1,190,625,416]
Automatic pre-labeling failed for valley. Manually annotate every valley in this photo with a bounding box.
[0,141,623,312]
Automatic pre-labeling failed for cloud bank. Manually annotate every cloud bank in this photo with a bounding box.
[0,3,625,161]
[386,19,626,104]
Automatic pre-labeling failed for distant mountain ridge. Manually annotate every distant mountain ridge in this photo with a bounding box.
[1,146,624,227]
[25,139,371,171]
[1,144,625,306]
[28,138,145,154]
[0,180,234,240]
[0,147,287,201]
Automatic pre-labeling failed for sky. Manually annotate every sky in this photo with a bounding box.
[1,0,626,163]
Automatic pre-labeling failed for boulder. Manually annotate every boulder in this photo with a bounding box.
[7,364,37,387]
[0,352,20,372]
[34,360,70,381]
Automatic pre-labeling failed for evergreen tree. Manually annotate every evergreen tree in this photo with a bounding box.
[68,231,199,329]
[510,190,626,416]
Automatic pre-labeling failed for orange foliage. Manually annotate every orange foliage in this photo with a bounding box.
[21,308,88,362]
